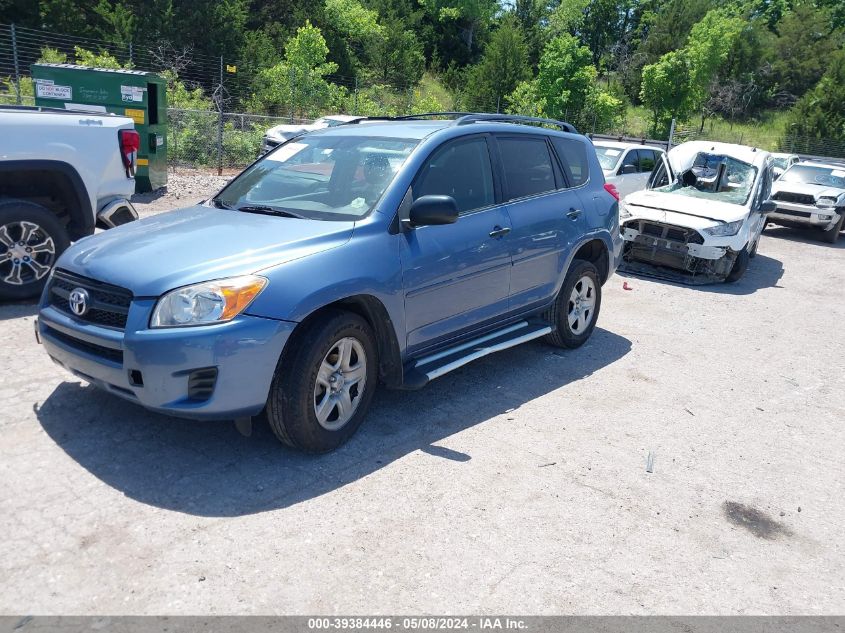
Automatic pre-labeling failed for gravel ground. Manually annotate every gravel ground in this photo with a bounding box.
[131,169,233,218]
[0,176,843,614]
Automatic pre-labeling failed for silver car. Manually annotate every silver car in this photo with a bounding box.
[593,141,666,199]
[768,161,845,243]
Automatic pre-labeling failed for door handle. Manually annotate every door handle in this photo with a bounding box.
[489,226,511,239]
[566,208,582,220]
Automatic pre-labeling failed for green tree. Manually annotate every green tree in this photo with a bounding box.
[463,16,531,112]
[640,50,691,136]
[786,50,845,150]
[367,16,425,86]
[534,34,597,122]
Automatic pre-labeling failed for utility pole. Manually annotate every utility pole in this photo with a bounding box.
[667,118,676,151]
[217,56,224,176]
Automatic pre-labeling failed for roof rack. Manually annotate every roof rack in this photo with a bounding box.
[455,113,578,134]
[344,112,578,134]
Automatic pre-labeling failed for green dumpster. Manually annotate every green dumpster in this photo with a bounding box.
[31,63,167,193]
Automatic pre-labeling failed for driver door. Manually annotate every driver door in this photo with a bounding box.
[647,152,675,189]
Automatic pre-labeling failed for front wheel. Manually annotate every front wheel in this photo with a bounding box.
[0,200,69,300]
[725,246,749,283]
[265,310,378,453]
[544,259,602,349]
[821,212,844,244]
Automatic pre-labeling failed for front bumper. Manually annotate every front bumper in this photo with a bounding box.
[769,202,841,230]
[620,224,736,283]
[37,302,295,420]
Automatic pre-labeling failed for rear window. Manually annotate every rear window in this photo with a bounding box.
[498,137,556,200]
[552,137,589,186]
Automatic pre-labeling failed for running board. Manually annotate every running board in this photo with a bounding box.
[402,321,552,389]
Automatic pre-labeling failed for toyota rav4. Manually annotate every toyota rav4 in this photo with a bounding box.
[36,113,621,453]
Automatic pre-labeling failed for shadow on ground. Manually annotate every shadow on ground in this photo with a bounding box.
[763,225,845,249]
[0,298,38,321]
[36,327,631,517]
[618,252,785,296]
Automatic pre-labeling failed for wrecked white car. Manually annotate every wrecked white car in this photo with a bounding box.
[619,141,776,284]
[768,162,845,243]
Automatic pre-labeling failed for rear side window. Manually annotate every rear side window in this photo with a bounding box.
[551,137,589,186]
[498,137,556,200]
[621,150,639,173]
[639,149,657,173]
[413,137,495,214]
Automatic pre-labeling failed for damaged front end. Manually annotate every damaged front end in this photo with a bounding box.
[620,219,738,284]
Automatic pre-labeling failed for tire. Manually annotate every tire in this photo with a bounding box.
[0,200,69,300]
[265,310,378,453]
[725,246,749,283]
[821,212,844,244]
[544,259,602,349]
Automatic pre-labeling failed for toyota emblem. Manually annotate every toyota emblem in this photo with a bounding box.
[68,288,89,316]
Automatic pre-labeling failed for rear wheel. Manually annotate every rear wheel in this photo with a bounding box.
[544,259,601,349]
[0,201,69,300]
[265,310,378,453]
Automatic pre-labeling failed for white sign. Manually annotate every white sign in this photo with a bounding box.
[120,85,145,102]
[265,142,308,162]
[36,83,72,100]
[831,169,845,178]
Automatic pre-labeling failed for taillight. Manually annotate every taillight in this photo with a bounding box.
[604,183,620,201]
[118,129,140,177]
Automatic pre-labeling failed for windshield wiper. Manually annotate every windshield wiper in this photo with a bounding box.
[236,205,303,218]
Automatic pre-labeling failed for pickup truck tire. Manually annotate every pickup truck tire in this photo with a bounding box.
[821,212,844,243]
[265,310,378,453]
[544,259,601,349]
[725,246,750,283]
[0,200,69,300]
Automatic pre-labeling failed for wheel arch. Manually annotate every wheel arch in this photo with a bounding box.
[0,160,94,240]
[288,294,404,389]
[571,236,611,284]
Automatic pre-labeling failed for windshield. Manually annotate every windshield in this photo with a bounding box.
[214,135,418,220]
[655,152,757,205]
[594,146,623,171]
[779,164,845,188]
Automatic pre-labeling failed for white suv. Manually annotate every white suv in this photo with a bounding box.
[593,141,666,199]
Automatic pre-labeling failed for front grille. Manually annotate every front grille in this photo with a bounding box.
[774,208,812,218]
[48,269,132,330]
[43,325,123,364]
[772,191,815,205]
[625,220,704,245]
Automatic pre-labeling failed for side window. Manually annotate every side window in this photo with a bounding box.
[621,150,639,174]
[413,137,495,214]
[551,137,589,187]
[498,137,556,200]
[639,149,657,173]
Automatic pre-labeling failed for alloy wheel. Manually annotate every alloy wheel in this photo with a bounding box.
[313,336,367,431]
[0,221,56,286]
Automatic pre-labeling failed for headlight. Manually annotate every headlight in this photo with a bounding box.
[817,197,836,208]
[704,219,744,237]
[150,275,267,328]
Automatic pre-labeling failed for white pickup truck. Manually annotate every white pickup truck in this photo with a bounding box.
[0,106,140,299]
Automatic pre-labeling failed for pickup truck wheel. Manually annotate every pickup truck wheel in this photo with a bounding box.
[821,212,844,243]
[544,259,601,349]
[265,310,378,453]
[0,201,69,300]
[725,246,750,283]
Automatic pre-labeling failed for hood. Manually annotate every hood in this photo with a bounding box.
[624,190,748,225]
[266,123,309,139]
[772,181,845,199]
[58,205,354,296]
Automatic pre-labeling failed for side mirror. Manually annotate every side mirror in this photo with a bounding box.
[760,200,777,214]
[621,164,637,175]
[407,195,459,228]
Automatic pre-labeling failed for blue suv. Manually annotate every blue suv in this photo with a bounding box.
[36,113,621,452]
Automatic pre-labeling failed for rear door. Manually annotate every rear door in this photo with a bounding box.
[495,134,586,312]
[400,134,513,351]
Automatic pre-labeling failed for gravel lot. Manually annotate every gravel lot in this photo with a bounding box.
[1,172,843,614]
